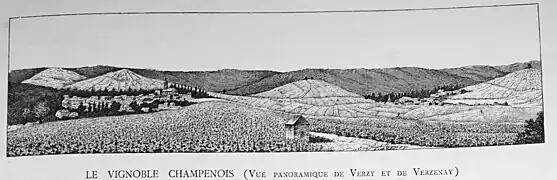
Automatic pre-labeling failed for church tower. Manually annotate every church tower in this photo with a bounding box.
[164,77,168,89]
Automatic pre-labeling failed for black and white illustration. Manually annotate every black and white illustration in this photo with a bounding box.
[6,4,544,157]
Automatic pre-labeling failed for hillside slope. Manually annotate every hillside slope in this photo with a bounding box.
[253,79,363,98]
[445,69,542,106]
[21,68,87,89]
[440,60,541,82]
[65,69,165,91]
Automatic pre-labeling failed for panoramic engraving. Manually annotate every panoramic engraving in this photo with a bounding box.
[7,5,544,156]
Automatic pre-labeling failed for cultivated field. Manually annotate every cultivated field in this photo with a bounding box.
[22,68,87,89]
[207,92,527,148]
[403,105,542,123]
[207,79,535,148]
[446,69,542,106]
[7,101,322,157]
[253,79,362,98]
[210,91,538,123]
[210,92,415,118]
[308,116,522,148]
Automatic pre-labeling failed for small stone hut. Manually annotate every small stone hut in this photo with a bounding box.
[285,115,310,141]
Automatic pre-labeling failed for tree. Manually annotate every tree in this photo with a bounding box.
[77,102,86,114]
[129,101,142,113]
[109,101,122,115]
[32,101,51,123]
[21,108,32,123]
[516,111,544,144]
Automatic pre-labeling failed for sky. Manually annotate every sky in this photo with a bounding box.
[8,4,540,72]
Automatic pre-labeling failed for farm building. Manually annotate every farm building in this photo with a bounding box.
[284,115,310,141]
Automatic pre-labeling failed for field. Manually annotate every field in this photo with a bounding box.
[7,101,322,157]
[403,105,541,123]
[308,116,523,148]
[208,88,531,148]
[210,92,415,118]
[209,91,539,123]
[253,79,362,98]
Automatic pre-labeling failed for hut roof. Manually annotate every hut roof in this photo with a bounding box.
[285,115,309,126]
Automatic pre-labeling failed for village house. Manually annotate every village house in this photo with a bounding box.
[155,78,179,96]
[285,115,310,141]
[161,87,178,96]
[397,97,419,105]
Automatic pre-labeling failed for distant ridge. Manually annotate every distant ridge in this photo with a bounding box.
[253,79,363,98]
[22,68,87,89]
[65,69,164,91]
[227,60,541,95]
[9,60,541,95]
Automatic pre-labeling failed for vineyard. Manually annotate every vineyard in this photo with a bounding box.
[209,91,541,124]
[209,92,415,118]
[308,116,524,148]
[7,101,322,157]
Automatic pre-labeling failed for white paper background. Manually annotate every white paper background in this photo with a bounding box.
[1,0,555,180]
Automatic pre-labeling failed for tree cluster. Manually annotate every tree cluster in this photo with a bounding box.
[8,83,63,125]
[516,111,544,144]
[168,83,213,98]
[364,84,468,102]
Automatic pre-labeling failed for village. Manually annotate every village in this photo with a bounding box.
[56,81,200,119]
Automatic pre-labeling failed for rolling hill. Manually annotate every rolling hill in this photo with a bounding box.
[65,69,165,91]
[21,68,87,89]
[253,79,363,98]
[445,68,542,106]
[10,66,279,93]
[211,80,399,118]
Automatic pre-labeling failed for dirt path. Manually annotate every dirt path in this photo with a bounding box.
[310,132,436,151]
